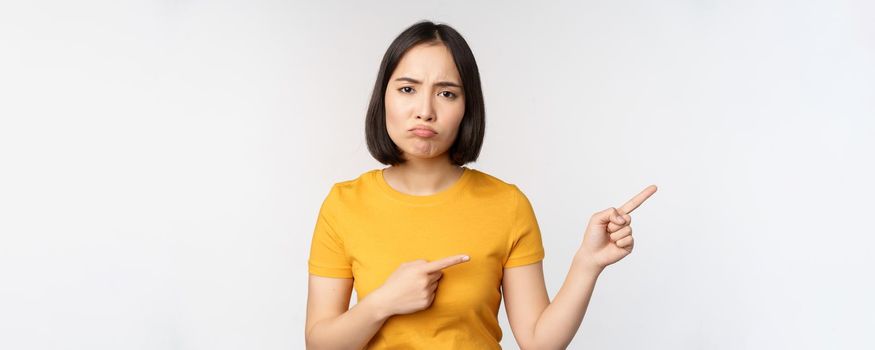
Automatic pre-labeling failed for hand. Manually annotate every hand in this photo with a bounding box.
[577,185,657,269]
[369,254,470,317]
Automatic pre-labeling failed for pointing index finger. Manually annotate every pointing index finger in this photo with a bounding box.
[423,254,470,272]
[619,184,658,214]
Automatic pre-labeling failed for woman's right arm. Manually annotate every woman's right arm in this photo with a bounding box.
[306,255,470,349]
[305,274,390,349]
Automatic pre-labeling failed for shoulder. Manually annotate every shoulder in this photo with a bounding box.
[321,168,381,206]
[466,167,528,201]
[331,169,376,191]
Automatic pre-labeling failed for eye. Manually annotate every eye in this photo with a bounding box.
[439,91,457,99]
[399,86,414,94]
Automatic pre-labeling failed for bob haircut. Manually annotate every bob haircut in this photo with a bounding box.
[365,20,485,166]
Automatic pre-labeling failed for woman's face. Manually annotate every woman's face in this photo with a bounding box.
[384,42,465,161]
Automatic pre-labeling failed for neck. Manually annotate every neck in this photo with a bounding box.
[383,154,464,196]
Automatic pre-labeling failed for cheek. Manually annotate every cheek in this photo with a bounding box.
[383,97,404,132]
[441,103,465,132]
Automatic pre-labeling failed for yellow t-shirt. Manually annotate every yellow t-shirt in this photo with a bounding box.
[307,166,545,349]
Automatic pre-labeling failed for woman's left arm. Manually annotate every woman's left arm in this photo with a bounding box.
[503,185,657,350]
[502,254,603,350]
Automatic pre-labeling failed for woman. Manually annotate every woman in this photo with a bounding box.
[305,20,657,349]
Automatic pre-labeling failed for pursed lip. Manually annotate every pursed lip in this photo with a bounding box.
[409,125,437,133]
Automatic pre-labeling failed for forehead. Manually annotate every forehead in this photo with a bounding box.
[390,42,461,81]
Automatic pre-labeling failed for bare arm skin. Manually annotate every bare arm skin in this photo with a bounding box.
[305,275,390,350]
[503,185,658,349]
[501,257,604,350]
[305,254,470,349]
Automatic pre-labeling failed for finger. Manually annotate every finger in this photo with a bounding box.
[619,185,658,215]
[608,214,631,233]
[594,207,623,225]
[428,271,443,283]
[615,235,633,248]
[608,214,632,233]
[423,254,470,272]
[612,214,626,225]
[610,226,632,241]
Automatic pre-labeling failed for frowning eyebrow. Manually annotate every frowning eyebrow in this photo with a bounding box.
[394,77,462,89]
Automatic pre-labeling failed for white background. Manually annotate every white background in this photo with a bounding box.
[1,1,873,349]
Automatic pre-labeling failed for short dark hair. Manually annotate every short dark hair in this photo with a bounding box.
[365,20,485,166]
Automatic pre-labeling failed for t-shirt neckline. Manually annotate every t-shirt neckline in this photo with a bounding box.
[374,166,473,205]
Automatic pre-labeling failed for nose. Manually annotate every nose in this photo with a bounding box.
[416,92,436,121]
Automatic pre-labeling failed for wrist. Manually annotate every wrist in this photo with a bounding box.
[361,290,393,321]
[573,251,605,275]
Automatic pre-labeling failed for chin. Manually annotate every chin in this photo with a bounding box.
[400,149,446,161]
[402,153,438,161]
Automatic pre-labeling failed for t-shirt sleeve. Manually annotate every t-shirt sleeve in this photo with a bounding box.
[307,185,353,278]
[504,185,546,268]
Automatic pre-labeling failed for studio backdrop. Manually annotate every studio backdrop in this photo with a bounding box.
[0,1,872,349]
